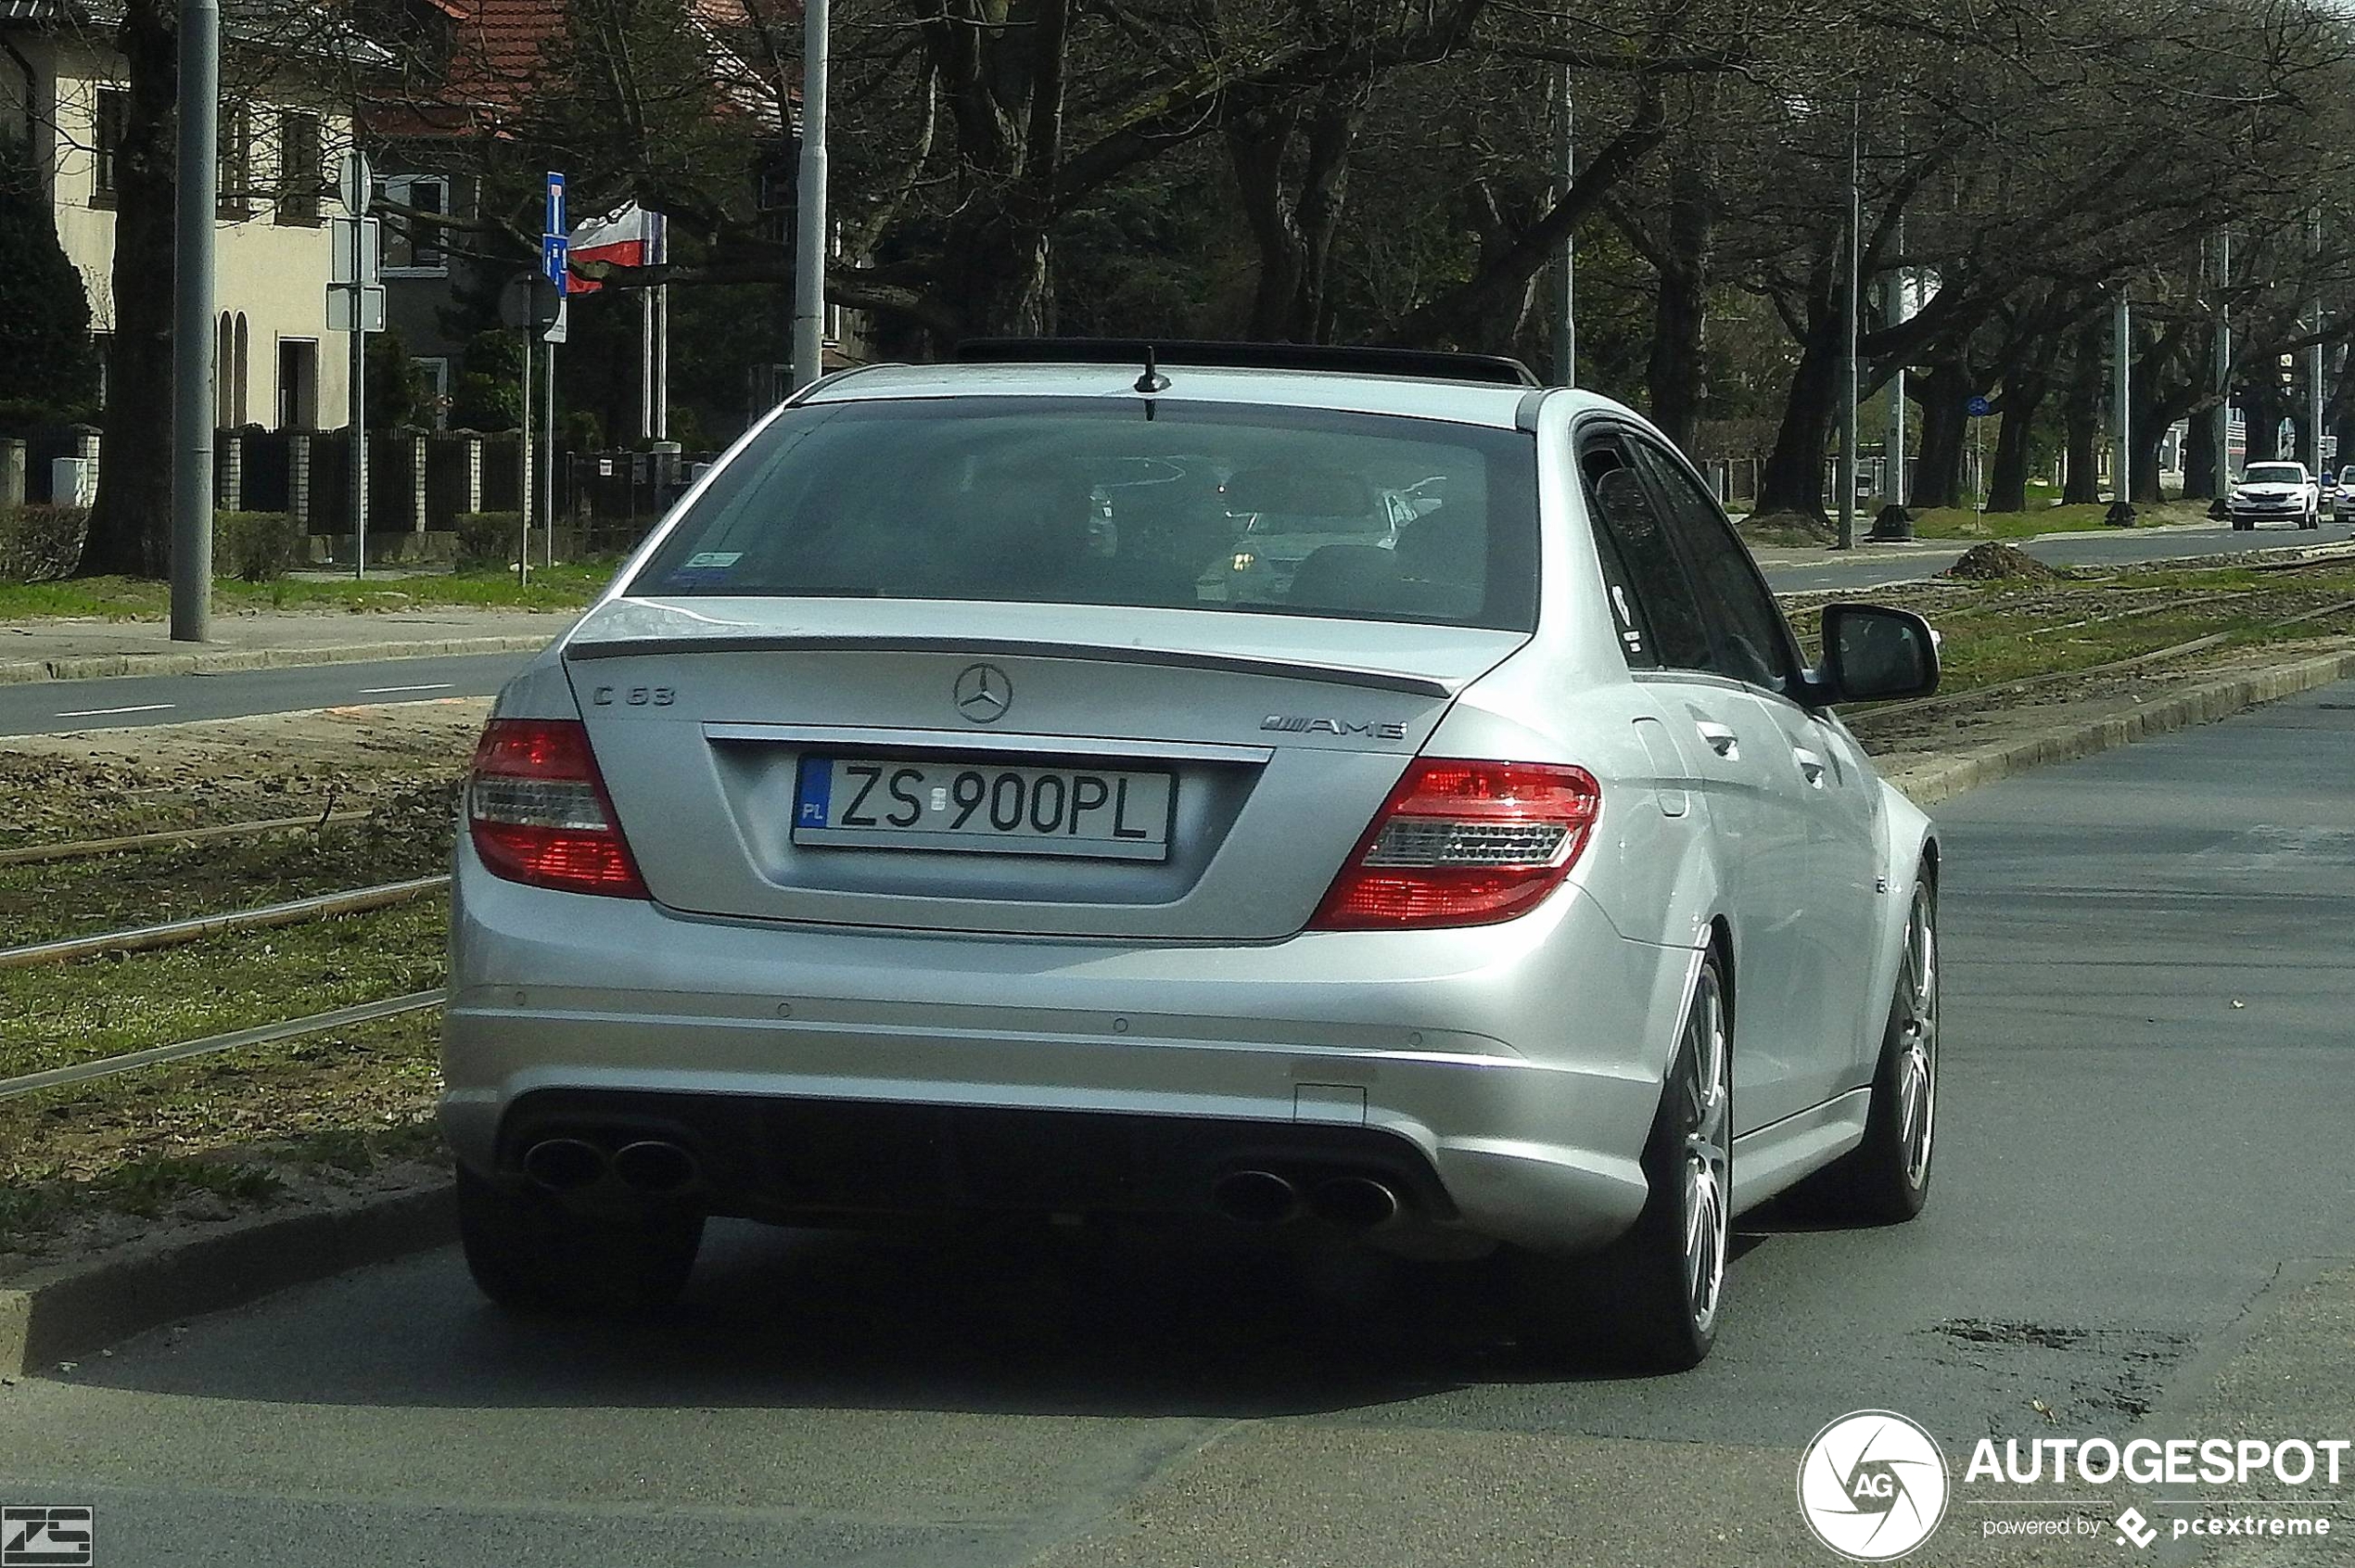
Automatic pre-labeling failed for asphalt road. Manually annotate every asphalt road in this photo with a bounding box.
[1772,515,2351,593]
[5,686,2352,1565]
[0,652,526,737]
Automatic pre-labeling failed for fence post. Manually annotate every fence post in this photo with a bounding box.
[411,433,429,532]
[0,439,22,507]
[465,434,483,516]
[289,433,312,531]
[217,431,243,512]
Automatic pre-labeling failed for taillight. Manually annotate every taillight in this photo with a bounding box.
[466,718,649,899]
[1309,760,1600,930]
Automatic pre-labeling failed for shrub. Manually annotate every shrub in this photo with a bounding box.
[455,511,522,570]
[0,504,87,581]
[213,511,300,582]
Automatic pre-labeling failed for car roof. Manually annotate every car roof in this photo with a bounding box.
[799,360,1630,432]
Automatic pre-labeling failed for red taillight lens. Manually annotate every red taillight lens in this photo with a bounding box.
[1309,760,1600,930]
[466,719,649,899]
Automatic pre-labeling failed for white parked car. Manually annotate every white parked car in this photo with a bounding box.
[2228,462,2321,530]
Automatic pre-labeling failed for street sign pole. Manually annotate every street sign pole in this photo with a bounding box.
[332,153,375,580]
[170,0,220,642]
[518,332,531,588]
[540,172,568,572]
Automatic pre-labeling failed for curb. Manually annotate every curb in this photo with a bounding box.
[0,633,556,686]
[1885,645,2355,806]
[0,1181,452,1377]
[9,642,2355,1371]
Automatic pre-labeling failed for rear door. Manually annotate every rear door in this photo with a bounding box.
[1629,438,1884,1103]
[1576,427,1813,1133]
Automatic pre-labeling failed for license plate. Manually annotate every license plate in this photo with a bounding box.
[791,756,1175,860]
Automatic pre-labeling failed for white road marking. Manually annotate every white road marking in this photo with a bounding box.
[53,703,173,719]
[356,683,455,695]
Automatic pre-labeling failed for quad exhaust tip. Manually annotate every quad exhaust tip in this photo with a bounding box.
[612,1140,699,1195]
[521,1137,607,1192]
[1212,1168,1302,1224]
[1309,1176,1399,1230]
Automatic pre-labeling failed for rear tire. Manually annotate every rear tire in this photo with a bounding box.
[1511,952,1731,1373]
[456,1165,705,1316]
[1808,878,1939,1224]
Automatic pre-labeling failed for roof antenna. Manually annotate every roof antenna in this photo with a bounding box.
[1134,345,1170,395]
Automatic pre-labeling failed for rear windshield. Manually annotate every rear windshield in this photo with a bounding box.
[628,397,1540,631]
[2246,465,2304,484]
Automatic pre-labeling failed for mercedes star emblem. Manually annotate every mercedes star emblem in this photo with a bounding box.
[954,663,1012,723]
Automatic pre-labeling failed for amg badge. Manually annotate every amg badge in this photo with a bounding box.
[1261,715,1407,740]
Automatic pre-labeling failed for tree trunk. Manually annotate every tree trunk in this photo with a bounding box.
[2061,322,2103,504]
[1987,370,2048,514]
[1909,364,1971,508]
[2184,406,2218,500]
[1643,128,1714,453]
[77,0,179,579]
[2242,379,2281,466]
[941,206,1053,339]
[1229,93,1360,344]
[1754,302,1840,521]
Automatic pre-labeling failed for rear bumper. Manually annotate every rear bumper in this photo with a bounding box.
[439,839,1696,1253]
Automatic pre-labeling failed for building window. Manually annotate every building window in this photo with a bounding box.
[218,103,252,217]
[278,338,319,429]
[92,88,127,206]
[376,174,448,274]
[275,111,322,224]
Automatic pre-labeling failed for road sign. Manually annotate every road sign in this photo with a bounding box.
[1966,394,1992,417]
[545,171,566,237]
[329,216,380,286]
[541,232,569,291]
[339,150,372,217]
[325,284,384,333]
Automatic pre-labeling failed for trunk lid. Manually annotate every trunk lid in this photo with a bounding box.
[562,596,1526,938]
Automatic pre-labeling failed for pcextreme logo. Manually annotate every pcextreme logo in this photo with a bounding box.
[1798,1410,1952,1561]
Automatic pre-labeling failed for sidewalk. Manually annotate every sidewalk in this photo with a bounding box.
[0,606,579,684]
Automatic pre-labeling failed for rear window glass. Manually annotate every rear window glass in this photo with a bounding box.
[628,397,1539,631]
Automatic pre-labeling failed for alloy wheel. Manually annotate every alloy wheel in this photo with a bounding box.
[1896,889,1938,1189]
[1679,969,1732,1336]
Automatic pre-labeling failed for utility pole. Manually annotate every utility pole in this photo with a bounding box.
[1553,67,1575,387]
[2310,209,2326,480]
[2214,230,2233,486]
[789,0,829,392]
[1882,255,1906,506]
[2112,290,2131,505]
[169,0,220,642]
[1837,96,1860,551]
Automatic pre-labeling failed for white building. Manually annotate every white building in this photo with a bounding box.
[0,0,381,429]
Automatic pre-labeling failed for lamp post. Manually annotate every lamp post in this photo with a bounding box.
[789,0,829,392]
[169,0,220,641]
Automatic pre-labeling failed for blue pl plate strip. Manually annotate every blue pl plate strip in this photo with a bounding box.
[795,757,833,828]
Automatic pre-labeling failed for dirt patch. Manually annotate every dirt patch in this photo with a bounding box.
[1735,510,1835,547]
[0,698,488,850]
[1941,542,2067,581]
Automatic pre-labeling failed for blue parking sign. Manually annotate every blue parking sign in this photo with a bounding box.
[541,233,569,292]
[1967,395,1992,417]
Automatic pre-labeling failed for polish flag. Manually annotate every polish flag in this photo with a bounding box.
[566,203,664,294]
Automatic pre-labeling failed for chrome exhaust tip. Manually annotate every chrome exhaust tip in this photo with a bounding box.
[611,1140,699,1195]
[1309,1176,1400,1230]
[521,1137,608,1192]
[1212,1169,1302,1225]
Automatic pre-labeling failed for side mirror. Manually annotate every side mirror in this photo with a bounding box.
[1814,603,1940,705]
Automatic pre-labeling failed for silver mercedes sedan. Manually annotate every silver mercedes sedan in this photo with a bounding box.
[441,342,1942,1370]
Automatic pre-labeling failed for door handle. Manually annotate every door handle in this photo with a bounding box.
[1695,720,1739,760]
[1793,746,1827,786]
